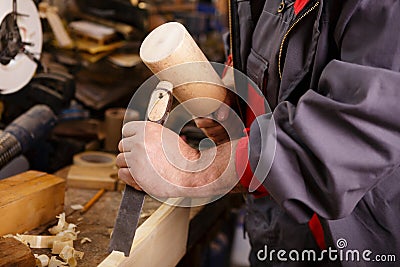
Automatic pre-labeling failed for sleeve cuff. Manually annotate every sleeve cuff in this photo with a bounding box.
[235,132,269,198]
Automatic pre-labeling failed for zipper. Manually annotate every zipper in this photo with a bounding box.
[227,0,245,124]
[228,0,242,72]
[278,0,320,79]
[228,0,233,58]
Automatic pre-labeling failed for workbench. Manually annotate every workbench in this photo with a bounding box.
[31,168,240,267]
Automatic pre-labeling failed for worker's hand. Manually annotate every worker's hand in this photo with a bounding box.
[194,91,243,145]
[116,121,200,197]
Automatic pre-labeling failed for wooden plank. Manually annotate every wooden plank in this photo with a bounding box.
[0,171,65,236]
[69,20,117,45]
[74,40,126,54]
[97,251,126,267]
[0,237,36,267]
[45,9,74,48]
[98,198,190,267]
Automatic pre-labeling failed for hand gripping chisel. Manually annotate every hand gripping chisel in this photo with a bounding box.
[109,81,174,256]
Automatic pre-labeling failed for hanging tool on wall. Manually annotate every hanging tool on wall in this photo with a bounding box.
[0,0,75,124]
[0,0,42,94]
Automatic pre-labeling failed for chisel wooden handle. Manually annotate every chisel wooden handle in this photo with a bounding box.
[146,81,173,124]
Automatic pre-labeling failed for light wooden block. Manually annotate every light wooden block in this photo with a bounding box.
[0,171,65,236]
[67,165,118,190]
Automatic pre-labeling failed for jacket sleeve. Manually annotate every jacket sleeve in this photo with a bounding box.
[249,0,400,223]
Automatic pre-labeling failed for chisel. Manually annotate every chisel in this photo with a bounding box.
[109,81,173,256]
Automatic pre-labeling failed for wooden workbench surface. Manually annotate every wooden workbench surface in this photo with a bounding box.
[65,189,162,266]
[25,167,235,266]
[23,168,162,266]
[29,187,163,266]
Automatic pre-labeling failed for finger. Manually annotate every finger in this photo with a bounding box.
[214,103,230,121]
[122,121,144,137]
[213,91,234,121]
[194,118,220,128]
[119,135,140,152]
[203,135,227,146]
[213,134,230,145]
[118,139,123,152]
[203,125,227,137]
[118,138,132,152]
[116,153,128,168]
[118,168,142,191]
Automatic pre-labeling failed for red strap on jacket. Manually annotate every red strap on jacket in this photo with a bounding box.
[236,81,269,197]
[236,135,269,198]
[308,213,326,249]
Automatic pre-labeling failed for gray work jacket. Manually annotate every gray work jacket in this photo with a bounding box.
[232,0,400,266]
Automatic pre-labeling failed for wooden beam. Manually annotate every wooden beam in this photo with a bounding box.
[0,171,65,236]
[98,198,190,267]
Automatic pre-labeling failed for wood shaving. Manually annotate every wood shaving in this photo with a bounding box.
[107,228,113,238]
[15,235,70,249]
[52,240,74,254]
[56,229,79,241]
[80,237,92,244]
[70,204,84,211]
[35,254,50,267]
[4,213,84,267]
[48,213,69,235]
[48,214,79,237]
[59,246,84,267]
[48,256,68,267]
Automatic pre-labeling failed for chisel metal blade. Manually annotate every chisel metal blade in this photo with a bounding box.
[109,185,145,256]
